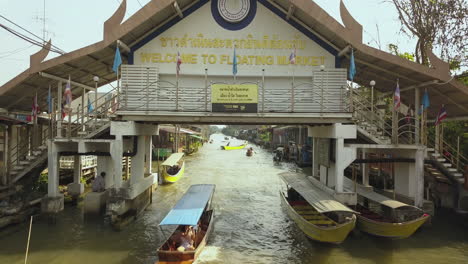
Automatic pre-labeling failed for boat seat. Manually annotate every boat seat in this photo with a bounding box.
[293,205,315,210]
[308,220,335,225]
[301,215,327,220]
[297,211,321,216]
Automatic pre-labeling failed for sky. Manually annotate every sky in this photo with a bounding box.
[0,0,416,87]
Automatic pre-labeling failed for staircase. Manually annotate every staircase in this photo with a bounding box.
[350,89,392,144]
[4,88,118,188]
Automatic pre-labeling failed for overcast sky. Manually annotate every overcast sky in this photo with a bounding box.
[0,0,415,87]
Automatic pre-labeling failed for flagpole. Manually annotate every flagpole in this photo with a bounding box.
[291,64,295,112]
[176,72,179,111]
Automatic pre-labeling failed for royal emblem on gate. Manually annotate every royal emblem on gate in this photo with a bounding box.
[217,0,250,23]
[211,0,257,31]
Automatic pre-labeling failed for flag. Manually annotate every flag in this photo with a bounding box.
[87,97,94,113]
[47,86,52,114]
[394,80,401,110]
[232,47,238,76]
[435,105,447,126]
[406,105,413,123]
[422,89,430,110]
[112,46,122,73]
[176,51,182,77]
[349,49,356,81]
[61,103,67,120]
[32,92,39,121]
[289,46,296,64]
[64,77,73,105]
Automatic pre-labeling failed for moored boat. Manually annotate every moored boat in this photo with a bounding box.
[161,153,185,183]
[343,177,429,239]
[157,184,216,264]
[280,173,357,244]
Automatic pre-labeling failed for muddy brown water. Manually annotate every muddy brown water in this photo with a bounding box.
[1,133,468,263]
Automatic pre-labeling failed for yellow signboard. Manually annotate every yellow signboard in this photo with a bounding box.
[211,84,258,112]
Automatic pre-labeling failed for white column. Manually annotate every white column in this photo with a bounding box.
[73,155,81,183]
[334,138,344,193]
[111,137,123,188]
[47,140,59,197]
[414,149,424,207]
[130,136,146,184]
[362,149,369,186]
[144,136,152,175]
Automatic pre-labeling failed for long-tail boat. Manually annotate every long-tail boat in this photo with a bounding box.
[161,153,185,183]
[157,184,216,264]
[343,177,429,239]
[280,173,357,244]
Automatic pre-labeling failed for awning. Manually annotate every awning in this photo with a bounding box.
[160,184,216,226]
[280,173,355,214]
[161,153,184,167]
[343,177,414,210]
[190,135,203,140]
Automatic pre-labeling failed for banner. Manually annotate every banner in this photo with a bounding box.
[211,84,258,113]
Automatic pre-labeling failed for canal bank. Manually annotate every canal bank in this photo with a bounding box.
[0,133,467,264]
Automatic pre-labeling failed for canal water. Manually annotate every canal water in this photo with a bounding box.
[1,133,468,263]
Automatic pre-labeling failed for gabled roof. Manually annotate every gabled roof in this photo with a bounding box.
[1,0,466,119]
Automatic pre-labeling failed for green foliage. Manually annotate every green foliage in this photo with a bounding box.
[388,44,415,62]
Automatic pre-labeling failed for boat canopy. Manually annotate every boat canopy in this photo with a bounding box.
[160,184,215,226]
[161,153,184,167]
[343,177,414,210]
[280,173,356,214]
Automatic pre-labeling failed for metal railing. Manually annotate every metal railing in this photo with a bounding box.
[119,65,350,114]
[428,136,468,172]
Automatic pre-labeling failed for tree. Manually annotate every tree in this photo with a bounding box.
[391,0,468,67]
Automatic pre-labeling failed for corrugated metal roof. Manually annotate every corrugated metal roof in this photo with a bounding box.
[160,184,215,226]
[161,152,184,167]
[280,172,355,214]
[343,177,415,210]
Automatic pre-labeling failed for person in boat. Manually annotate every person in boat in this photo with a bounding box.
[167,165,180,175]
[177,226,195,252]
[92,172,106,192]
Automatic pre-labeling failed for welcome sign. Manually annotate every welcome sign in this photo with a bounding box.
[134,3,336,77]
[211,84,258,113]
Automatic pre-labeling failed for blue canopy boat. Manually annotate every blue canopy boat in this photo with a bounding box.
[157,184,216,264]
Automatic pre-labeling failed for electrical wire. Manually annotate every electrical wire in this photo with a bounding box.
[0,14,66,54]
[0,23,65,54]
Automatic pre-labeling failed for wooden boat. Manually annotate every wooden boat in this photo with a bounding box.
[280,173,357,244]
[221,142,247,150]
[343,177,429,239]
[157,184,216,264]
[161,153,185,183]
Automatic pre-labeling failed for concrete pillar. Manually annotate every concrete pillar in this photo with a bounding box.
[67,155,84,196]
[130,136,146,184]
[144,136,152,175]
[312,137,319,177]
[414,149,424,207]
[97,156,114,189]
[362,149,369,186]
[47,141,59,197]
[111,137,123,188]
[334,138,344,193]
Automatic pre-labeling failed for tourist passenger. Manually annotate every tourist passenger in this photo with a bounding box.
[92,172,106,192]
[177,226,195,252]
